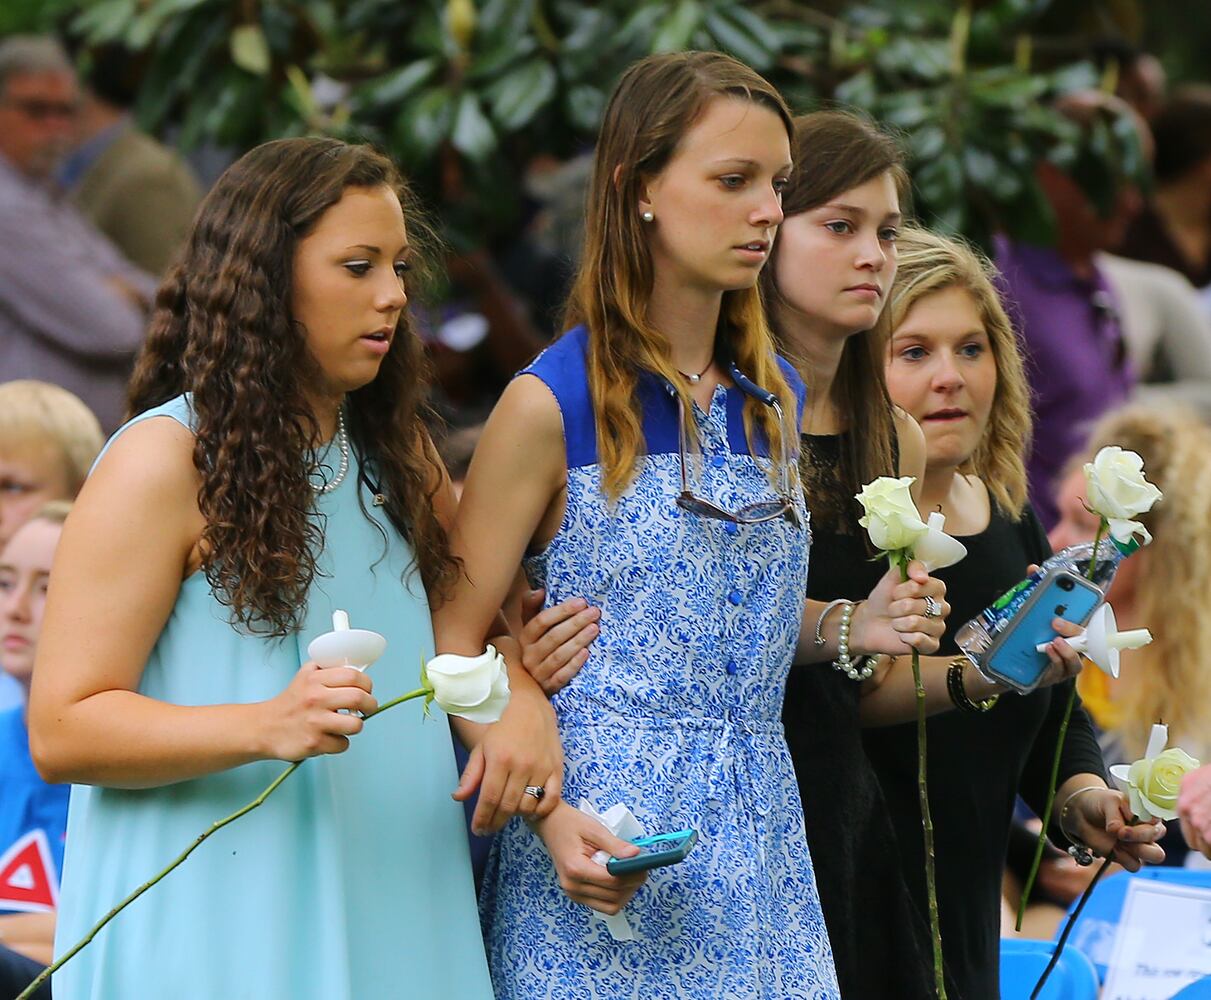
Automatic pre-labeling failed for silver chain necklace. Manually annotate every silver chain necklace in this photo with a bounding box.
[316,409,349,495]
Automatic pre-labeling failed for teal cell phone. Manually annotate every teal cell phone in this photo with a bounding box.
[606,829,698,876]
[981,570,1102,694]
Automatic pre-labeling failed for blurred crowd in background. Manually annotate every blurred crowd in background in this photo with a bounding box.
[3,0,1211,992]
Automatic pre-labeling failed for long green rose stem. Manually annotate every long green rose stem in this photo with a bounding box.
[1015,519,1106,931]
[900,557,947,999]
[16,686,428,1000]
[1030,855,1113,999]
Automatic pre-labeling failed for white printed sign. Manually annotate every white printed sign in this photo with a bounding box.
[1101,879,1211,999]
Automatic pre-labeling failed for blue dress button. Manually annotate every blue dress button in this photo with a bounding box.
[725,659,738,676]
[724,521,739,536]
[728,589,742,606]
[711,454,727,468]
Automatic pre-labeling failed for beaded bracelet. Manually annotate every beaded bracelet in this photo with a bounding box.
[946,656,1000,713]
[813,598,849,647]
[833,601,874,681]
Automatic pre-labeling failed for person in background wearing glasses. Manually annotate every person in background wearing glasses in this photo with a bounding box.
[433,52,946,1000]
[0,35,156,433]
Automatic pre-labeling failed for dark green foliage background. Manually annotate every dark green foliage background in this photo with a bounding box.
[7,0,1205,250]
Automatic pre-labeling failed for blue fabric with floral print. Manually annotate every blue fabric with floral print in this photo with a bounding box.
[480,326,839,998]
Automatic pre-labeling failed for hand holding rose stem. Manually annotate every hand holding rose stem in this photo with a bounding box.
[1032,733,1199,998]
[1016,447,1162,930]
[856,476,966,1000]
[17,641,511,1000]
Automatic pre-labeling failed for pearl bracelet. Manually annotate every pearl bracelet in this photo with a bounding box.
[832,601,874,681]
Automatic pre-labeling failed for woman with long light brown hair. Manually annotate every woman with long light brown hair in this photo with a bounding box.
[436,52,948,1000]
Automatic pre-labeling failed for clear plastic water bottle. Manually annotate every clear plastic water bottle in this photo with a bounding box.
[955,535,1138,667]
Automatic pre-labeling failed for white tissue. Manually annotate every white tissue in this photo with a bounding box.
[578,800,646,941]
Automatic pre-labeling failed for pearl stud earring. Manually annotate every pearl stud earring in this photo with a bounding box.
[641,210,654,222]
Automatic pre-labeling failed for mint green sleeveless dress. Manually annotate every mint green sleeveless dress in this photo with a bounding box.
[53,396,493,999]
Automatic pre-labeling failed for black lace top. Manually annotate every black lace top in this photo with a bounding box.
[786,432,939,999]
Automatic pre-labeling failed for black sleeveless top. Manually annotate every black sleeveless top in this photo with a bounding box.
[786,433,939,999]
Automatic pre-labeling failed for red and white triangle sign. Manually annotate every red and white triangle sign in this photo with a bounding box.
[0,830,57,912]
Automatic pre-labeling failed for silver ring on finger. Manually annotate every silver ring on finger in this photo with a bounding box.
[523,785,546,802]
[923,595,942,619]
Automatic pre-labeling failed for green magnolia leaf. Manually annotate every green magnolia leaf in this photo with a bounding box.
[968,72,1048,108]
[467,35,539,82]
[565,83,605,133]
[358,58,440,109]
[876,91,936,130]
[723,4,784,54]
[963,147,1022,200]
[1047,61,1100,96]
[875,37,950,81]
[914,154,964,221]
[652,0,701,54]
[209,72,267,146]
[703,9,774,71]
[452,91,497,161]
[477,0,535,46]
[133,8,223,128]
[486,58,557,131]
[616,4,665,48]
[1003,174,1057,247]
[394,85,456,162]
[127,10,165,48]
[230,23,271,77]
[143,0,209,15]
[560,7,611,54]
[834,69,877,108]
[910,123,947,161]
[285,65,316,120]
[71,0,138,43]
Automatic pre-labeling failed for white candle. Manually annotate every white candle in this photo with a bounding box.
[332,609,350,632]
[1106,628,1152,651]
[1145,723,1168,759]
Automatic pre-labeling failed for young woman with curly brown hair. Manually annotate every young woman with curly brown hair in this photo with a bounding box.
[28,137,556,998]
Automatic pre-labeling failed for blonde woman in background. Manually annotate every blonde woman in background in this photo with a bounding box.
[1050,403,1211,865]
[0,381,102,711]
[0,381,102,549]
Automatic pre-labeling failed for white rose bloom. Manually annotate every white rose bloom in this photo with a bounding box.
[1084,446,1163,545]
[855,476,929,554]
[423,644,511,723]
[1127,747,1201,821]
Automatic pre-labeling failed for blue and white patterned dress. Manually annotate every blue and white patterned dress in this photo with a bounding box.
[480,327,840,999]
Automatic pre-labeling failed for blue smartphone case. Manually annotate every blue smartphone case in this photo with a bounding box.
[982,570,1102,693]
[606,829,698,876]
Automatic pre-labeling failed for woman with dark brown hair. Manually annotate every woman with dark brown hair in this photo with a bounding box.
[764,108,940,999]
[28,137,555,998]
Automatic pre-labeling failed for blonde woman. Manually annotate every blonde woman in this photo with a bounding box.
[1051,403,1211,863]
[860,227,1164,998]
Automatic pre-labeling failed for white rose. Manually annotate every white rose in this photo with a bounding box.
[423,644,511,724]
[1084,446,1163,545]
[1127,747,1201,821]
[855,476,929,554]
